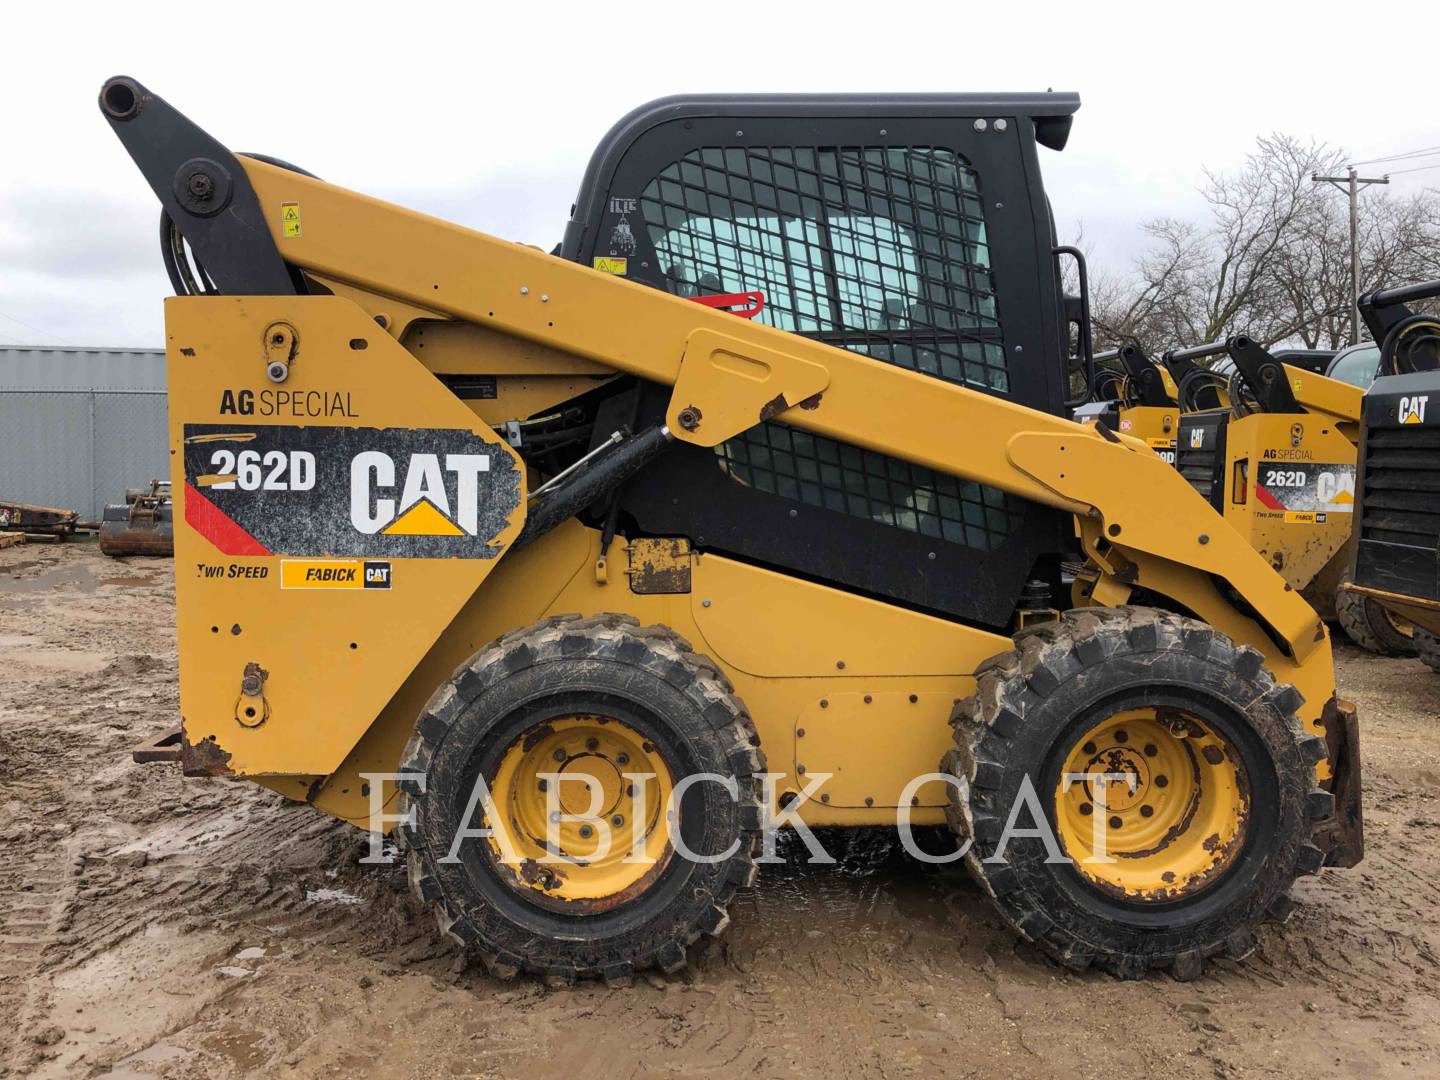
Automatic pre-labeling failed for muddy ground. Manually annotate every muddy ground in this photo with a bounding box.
[1,543,1438,1078]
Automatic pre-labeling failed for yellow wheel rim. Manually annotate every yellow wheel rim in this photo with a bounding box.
[1055,708,1250,902]
[487,715,674,908]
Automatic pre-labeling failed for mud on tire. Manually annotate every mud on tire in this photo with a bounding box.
[943,606,1332,980]
[396,613,764,983]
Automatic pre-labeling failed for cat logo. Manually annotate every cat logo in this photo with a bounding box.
[350,451,492,537]
[1190,427,1205,449]
[1400,395,1430,425]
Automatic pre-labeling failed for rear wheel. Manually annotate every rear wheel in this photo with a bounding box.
[1415,628,1440,673]
[398,613,764,982]
[1336,578,1416,656]
[944,607,1331,980]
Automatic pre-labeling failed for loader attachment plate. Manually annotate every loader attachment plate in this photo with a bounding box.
[167,296,525,777]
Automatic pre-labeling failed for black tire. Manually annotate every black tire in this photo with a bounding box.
[943,607,1331,980]
[1415,628,1440,673]
[1336,578,1415,656]
[397,613,764,983]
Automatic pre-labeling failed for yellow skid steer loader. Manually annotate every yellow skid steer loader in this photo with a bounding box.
[103,77,1361,983]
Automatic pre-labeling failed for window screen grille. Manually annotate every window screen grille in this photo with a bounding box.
[714,421,1020,551]
[640,145,1006,393]
[639,143,1018,550]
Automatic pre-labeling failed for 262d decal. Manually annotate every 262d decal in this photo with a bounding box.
[182,425,522,558]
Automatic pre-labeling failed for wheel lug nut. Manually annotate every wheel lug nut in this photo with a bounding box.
[538,778,548,791]
[1082,741,1097,755]
[552,748,566,762]
[586,737,599,751]
[1079,803,1093,816]
[617,753,630,765]
[1140,805,1154,818]
[1144,743,1158,757]
[1114,729,1128,743]
[1109,816,1123,830]
[579,824,593,839]
[611,814,624,827]
[1155,775,1169,788]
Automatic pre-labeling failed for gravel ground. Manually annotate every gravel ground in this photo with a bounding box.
[2,543,1438,1078]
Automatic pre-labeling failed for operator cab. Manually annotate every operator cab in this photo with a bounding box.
[1325,342,1382,389]
[557,94,1088,630]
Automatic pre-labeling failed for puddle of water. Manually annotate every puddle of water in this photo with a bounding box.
[0,561,99,595]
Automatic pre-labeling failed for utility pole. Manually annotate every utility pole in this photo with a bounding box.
[1313,166,1389,346]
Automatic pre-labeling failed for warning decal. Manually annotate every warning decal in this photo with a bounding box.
[281,202,301,238]
[1253,462,1356,518]
[593,257,628,275]
[182,424,522,559]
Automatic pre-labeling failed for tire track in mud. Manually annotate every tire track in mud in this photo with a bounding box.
[0,835,84,1074]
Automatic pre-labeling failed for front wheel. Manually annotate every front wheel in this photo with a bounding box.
[397,614,764,983]
[944,607,1331,980]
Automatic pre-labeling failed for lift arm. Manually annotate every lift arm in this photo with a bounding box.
[99,77,1332,680]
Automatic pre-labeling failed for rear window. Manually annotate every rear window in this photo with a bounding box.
[1326,345,1380,389]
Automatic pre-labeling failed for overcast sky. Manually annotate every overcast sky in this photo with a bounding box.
[4,2,1438,349]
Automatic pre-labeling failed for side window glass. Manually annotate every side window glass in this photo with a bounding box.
[641,146,1006,394]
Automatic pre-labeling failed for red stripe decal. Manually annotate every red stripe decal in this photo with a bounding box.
[184,482,272,556]
[1253,484,1284,510]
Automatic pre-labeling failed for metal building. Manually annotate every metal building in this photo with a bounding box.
[0,346,167,520]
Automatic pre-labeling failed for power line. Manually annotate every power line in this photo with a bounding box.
[1350,144,1440,167]
[1384,161,1440,177]
[0,309,79,347]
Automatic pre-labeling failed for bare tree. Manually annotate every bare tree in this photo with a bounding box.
[1271,186,1440,348]
[1088,134,1440,355]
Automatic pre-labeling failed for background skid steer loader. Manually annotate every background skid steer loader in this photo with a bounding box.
[1104,337,1399,656]
[102,76,1361,983]
[1344,278,1440,669]
[1073,345,1181,463]
[1164,339,1372,630]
